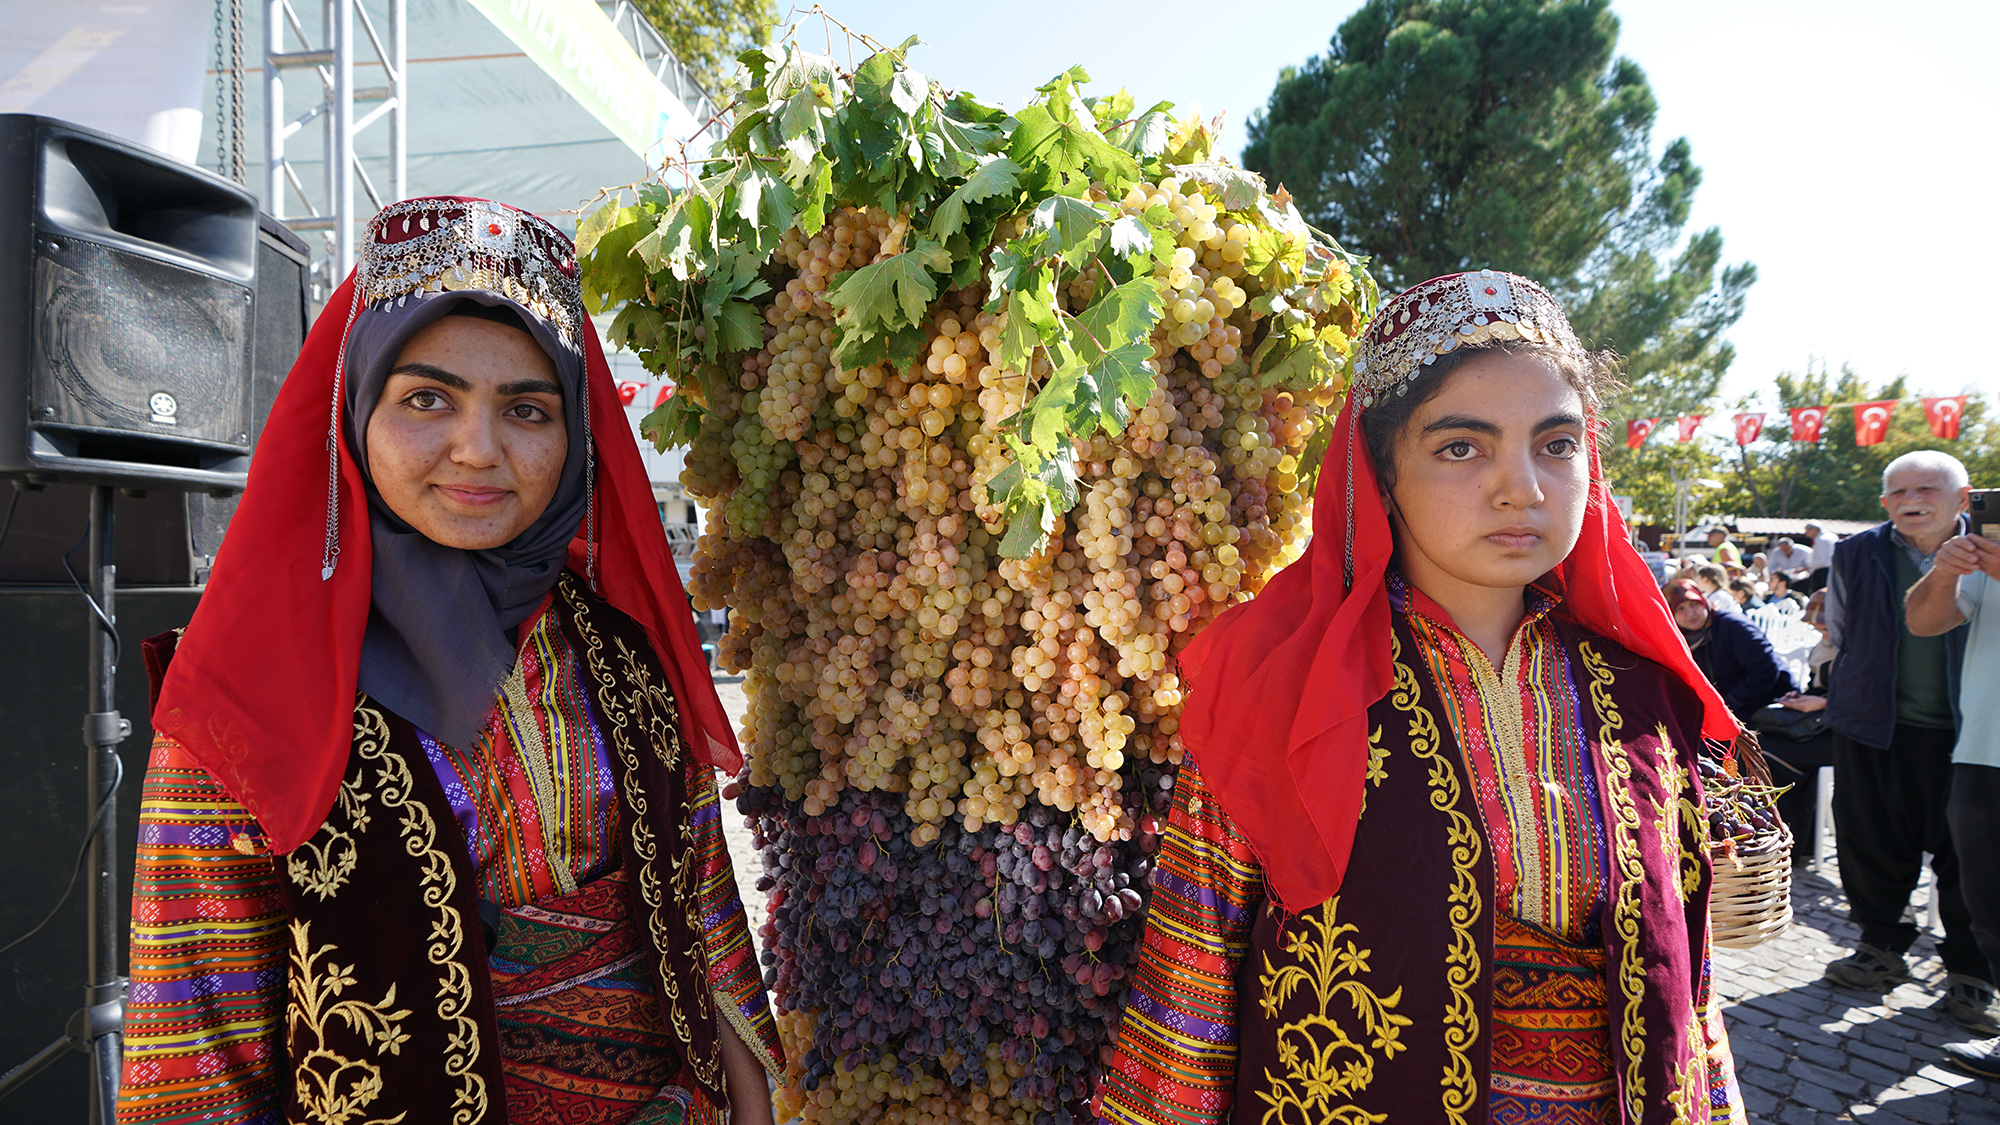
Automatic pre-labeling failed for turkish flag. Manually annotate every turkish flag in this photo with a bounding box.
[654,384,677,407]
[1852,399,1898,446]
[616,381,644,405]
[1923,396,1969,440]
[1790,405,1829,443]
[1676,414,1705,443]
[1732,412,1765,445]
[1627,417,1659,449]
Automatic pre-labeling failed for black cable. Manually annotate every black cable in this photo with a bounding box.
[62,527,120,668]
[0,487,18,555]
[0,753,123,958]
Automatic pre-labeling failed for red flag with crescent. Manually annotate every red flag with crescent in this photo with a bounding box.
[1789,405,1829,443]
[616,380,644,405]
[1627,417,1660,449]
[1676,414,1705,443]
[1923,396,1968,440]
[1732,412,1764,445]
[1852,399,1897,446]
[654,384,677,407]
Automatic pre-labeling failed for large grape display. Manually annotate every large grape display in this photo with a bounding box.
[579,29,1371,1124]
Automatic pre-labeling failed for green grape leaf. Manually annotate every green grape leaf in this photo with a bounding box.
[1011,267,1059,333]
[574,198,626,258]
[853,50,897,103]
[998,486,1057,558]
[994,444,1079,557]
[930,156,1023,241]
[936,110,1005,156]
[830,320,930,371]
[823,237,953,334]
[796,159,833,235]
[1088,340,1156,435]
[712,299,765,354]
[1071,276,1163,358]
[890,69,929,115]
[1009,98,1141,193]
[577,211,649,316]
[1105,214,1154,261]
[986,240,1035,295]
[768,47,838,102]
[996,290,1046,372]
[1116,103,1177,157]
[1085,88,1135,128]
[640,393,703,451]
[1028,195,1105,260]
[1170,162,1267,212]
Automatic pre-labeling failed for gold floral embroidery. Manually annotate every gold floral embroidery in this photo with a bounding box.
[1359,726,1390,816]
[1254,899,1410,1124]
[1653,724,1704,904]
[287,766,369,900]
[1579,642,1649,1120]
[286,920,413,1125]
[1389,634,1481,1125]
[353,704,489,1125]
[569,577,724,1092]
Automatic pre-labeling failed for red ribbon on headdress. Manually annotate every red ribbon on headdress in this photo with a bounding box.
[154,272,740,854]
[1178,297,1740,914]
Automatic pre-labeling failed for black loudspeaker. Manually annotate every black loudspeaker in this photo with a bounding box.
[0,211,309,587]
[0,114,259,494]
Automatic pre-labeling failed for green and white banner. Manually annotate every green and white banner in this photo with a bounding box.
[464,0,703,160]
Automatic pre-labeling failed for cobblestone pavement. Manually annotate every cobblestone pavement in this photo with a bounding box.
[1713,861,1996,1122]
[710,673,1997,1121]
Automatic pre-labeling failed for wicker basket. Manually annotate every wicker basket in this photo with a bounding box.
[1707,731,1793,948]
[1710,822,1794,948]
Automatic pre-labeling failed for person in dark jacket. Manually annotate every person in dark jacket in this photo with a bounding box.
[1666,580,1795,718]
[1820,449,1992,1033]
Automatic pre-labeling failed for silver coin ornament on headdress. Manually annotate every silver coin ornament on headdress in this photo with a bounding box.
[1349,269,1585,409]
[359,197,587,353]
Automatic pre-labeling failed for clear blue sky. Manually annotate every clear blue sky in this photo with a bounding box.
[800,0,1999,416]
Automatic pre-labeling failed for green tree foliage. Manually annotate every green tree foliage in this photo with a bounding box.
[1241,0,1753,408]
[629,0,776,95]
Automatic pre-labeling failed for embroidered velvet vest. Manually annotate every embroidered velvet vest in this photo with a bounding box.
[217,572,723,1125]
[1231,618,1717,1125]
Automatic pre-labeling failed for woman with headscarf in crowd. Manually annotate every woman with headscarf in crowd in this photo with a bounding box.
[117,198,781,1125]
[1093,271,1745,1124]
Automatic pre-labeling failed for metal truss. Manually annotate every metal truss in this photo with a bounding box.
[596,1,723,149]
[263,0,407,295]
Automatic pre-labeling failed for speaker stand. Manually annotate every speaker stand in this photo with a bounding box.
[0,484,128,1122]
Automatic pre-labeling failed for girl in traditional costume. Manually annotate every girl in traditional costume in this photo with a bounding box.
[117,198,781,1125]
[1094,271,1745,1125]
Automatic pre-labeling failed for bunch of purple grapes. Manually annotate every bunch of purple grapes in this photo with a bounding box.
[737,763,1177,1115]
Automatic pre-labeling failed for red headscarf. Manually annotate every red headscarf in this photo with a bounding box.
[1177,271,1738,914]
[152,197,739,855]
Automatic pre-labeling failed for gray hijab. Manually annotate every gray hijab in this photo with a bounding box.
[342,291,589,748]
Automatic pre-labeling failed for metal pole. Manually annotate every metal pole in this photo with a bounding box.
[332,0,355,278]
[264,0,285,214]
[389,0,406,204]
[83,484,126,1123]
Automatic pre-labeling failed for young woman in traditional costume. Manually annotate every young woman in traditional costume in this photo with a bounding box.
[1094,271,1745,1124]
[116,197,781,1125]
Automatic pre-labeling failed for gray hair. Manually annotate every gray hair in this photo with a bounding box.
[1881,449,1970,493]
